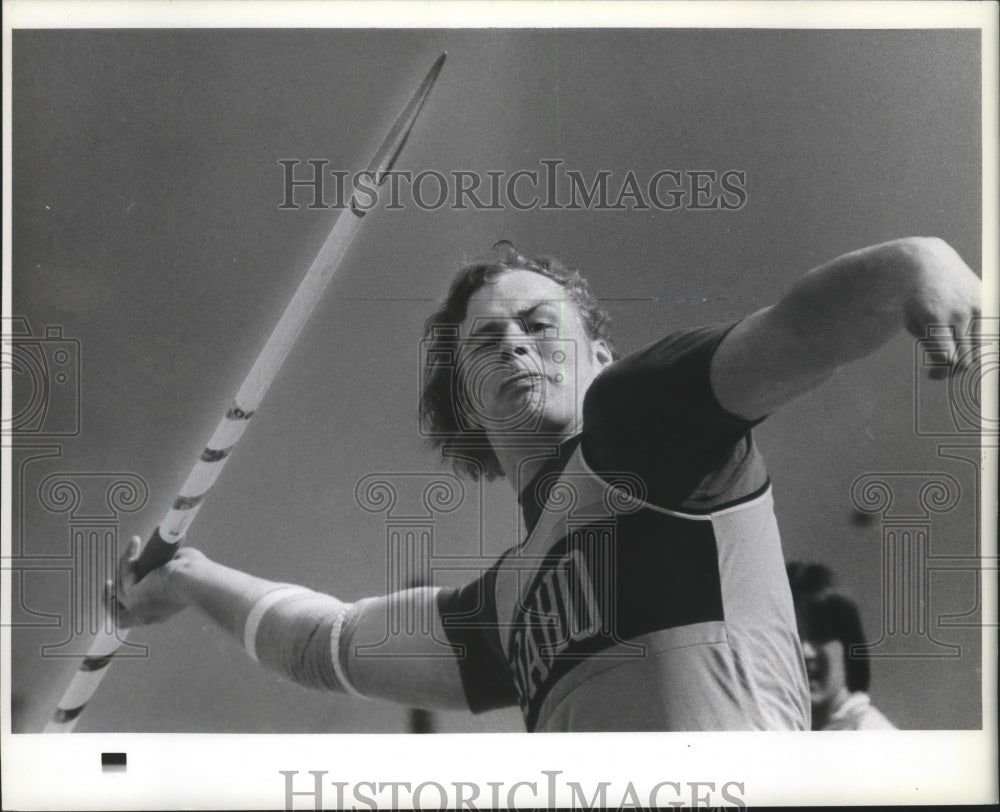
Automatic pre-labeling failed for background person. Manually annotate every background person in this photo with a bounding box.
[787,561,896,730]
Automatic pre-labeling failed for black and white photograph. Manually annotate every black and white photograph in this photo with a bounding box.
[2,1,997,808]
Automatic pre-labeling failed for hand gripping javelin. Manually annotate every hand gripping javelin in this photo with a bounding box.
[44,53,447,733]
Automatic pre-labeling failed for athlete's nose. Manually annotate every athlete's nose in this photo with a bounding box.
[498,340,529,361]
[494,320,532,361]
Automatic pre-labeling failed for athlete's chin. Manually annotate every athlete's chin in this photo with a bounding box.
[482,402,577,438]
[526,409,578,438]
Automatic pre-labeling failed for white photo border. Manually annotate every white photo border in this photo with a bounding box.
[2,2,997,808]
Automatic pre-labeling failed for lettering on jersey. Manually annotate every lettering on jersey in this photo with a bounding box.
[503,510,726,729]
[509,548,609,712]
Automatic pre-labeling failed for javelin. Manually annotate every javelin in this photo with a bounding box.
[43,53,447,733]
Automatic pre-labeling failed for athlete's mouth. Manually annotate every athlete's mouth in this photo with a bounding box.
[499,371,543,394]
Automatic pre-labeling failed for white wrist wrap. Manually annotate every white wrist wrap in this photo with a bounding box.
[329,604,363,697]
[243,585,362,696]
[244,585,309,662]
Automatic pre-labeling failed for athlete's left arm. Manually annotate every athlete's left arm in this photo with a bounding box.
[710,237,982,421]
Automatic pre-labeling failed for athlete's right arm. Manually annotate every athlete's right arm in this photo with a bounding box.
[112,537,476,710]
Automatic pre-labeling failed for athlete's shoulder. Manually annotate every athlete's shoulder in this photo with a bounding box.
[581,321,767,509]
[587,322,735,400]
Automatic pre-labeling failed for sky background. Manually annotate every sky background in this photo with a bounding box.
[8,26,986,737]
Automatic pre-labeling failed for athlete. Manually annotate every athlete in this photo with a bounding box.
[113,236,980,732]
[787,561,896,730]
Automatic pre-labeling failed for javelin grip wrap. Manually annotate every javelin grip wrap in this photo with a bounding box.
[134,527,182,580]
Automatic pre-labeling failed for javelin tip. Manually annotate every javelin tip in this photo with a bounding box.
[366,52,448,179]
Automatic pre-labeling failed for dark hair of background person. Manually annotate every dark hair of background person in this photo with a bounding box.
[787,561,871,693]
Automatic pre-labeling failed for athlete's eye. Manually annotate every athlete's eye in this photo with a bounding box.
[468,340,499,355]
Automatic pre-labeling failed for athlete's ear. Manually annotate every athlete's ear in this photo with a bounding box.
[591,338,613,369]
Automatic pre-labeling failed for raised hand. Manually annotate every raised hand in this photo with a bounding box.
[901,237,982,379]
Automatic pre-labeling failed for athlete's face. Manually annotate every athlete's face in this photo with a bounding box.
[801,636,849,712]
[457,270,613,437]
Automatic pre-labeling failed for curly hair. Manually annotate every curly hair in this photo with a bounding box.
[786,561,871,693]
[420,241,617,482]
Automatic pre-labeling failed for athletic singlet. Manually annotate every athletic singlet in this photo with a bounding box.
[435,323,810,731]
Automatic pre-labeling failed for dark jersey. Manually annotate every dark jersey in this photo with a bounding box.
[436,323,810,731]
